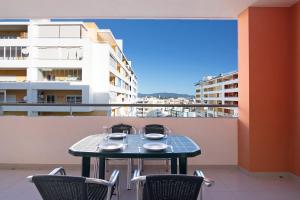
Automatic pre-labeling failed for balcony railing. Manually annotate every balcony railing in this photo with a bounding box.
[0,103,238,118]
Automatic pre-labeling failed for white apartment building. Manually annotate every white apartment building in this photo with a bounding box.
[136,97,168,117]
[0,20,138,116]
[195,71,238,117]
[136,96,196,117]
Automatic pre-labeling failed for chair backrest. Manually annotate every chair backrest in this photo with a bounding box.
[143,175,203,200]
[32,175,108,200]
[111,123,133,134]
[144,124,165,135]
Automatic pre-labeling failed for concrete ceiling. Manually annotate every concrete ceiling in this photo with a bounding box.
[0,0,298,19]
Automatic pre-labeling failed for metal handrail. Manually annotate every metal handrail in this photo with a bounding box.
[0,103,238,108]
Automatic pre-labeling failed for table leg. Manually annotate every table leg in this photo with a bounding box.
[171,158,177,174]
[179,157,187,174]
[81,157,90,177]
[98,157,106,179]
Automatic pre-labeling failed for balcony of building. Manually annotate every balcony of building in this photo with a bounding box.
[37,68,82,82]
[0,89,27,115]
[0,24,28,39]
[0,69,27,82]
[216,73,238,83]
[0,46,30,67]
[0,89,26,103]
[37,89,82,104]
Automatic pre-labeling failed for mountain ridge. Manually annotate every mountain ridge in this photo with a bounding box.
[138,92,194,99]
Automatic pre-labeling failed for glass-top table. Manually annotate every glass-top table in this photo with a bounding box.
[69,134,201,178]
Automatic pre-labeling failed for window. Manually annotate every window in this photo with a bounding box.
[0,46,28,60]
[66,95,82,104]
[5,46,10,59]
[46,95,55,103]
[0,47,4,59]
[16,46,22,58]
[11,47,16,59]
[0,35,17,39]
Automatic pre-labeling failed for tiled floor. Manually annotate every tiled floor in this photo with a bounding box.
[0,165,300,200]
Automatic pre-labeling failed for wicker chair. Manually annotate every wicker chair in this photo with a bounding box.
[131,169,214,200]
[139,124,171,172]
[27,167,120,200]
[94,123,137,190]
[144,124,170,135]
[111,123,136,134]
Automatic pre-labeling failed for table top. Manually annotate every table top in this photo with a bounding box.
[69,134,201,158]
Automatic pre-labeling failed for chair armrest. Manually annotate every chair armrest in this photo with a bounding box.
[27,176,34,182]
[132,126,137,134]
[131,169,145,200]
[194,170,215,187]
[164,126,171,134]
[131,169,146,183]
[108,169,120,185]
[49,167,66,175]
[86,170,120,187]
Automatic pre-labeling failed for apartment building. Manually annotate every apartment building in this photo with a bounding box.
[0,20,138,116]
[195,71,238,117]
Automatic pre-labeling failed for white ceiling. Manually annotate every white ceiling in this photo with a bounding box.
[0,0,298,19]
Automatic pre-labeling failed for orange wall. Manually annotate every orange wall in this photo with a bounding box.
[249,7,291,172]
[290,2,300,176]
[238,7,292,172]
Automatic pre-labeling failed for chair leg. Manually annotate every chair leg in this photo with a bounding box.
[93,158,99,178]
[198,186,203,200]
[127,158,133,190]
[116,177,120,200]
[137,158,142,171]
[141,159,144,172]
[166,159,170,172]
[136,180,141,200]
[106,159,109,172]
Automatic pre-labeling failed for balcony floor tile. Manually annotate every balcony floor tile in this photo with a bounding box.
[0,166,299,200]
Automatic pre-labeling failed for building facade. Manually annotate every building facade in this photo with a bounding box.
[195,71,238,117]
[0,20,138,116]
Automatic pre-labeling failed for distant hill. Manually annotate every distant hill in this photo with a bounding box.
[138,92,194,99]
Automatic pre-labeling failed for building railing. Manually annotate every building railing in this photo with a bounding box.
[0,102,236,107]
[0,103,238,118]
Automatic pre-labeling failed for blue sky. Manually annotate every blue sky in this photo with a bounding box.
[5,19,237,95]
[91,19,238,95]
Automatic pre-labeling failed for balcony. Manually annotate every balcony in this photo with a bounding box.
[0,69,27,82]
[0,114,299,199]
[0,46,30,68]
[38,68,82,82]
